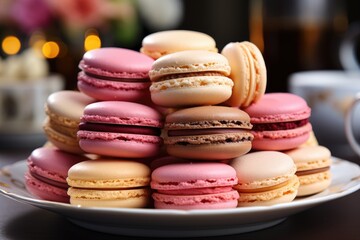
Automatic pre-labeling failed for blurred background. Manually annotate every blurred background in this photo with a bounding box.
[1,0,359,90]
[0,0,360,150]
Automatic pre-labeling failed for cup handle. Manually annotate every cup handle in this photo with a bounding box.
[345,92,360,156]
[339,22,360,71]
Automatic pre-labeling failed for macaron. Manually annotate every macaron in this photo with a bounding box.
[77,47,154,102]
[230,151,299,207]
[43,90,96,154]
[244,93,312,151]
[151,162,239,210]
[164,106,253,160]
[78,101,164,158]
[285,145,332,197]
[67,159,151,208]
[149,50,234,107]
[140,30,218,59]
[221,41,267,108]
[25,147,89,203]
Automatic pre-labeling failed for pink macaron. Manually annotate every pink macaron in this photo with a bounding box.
[244,93,312,150]
[77,47,154,103]
[78,101,164,158]
[25,147,89,203]
[151,162,239,210]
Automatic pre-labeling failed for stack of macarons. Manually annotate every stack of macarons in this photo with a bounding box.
[24,29,333,210]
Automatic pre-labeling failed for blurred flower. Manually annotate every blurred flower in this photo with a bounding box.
[45,0,105,30]
[10,0,52,33]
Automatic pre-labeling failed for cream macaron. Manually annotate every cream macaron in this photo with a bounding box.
[67,159,151,208]
[221,41,267,108]
[43,91,96,154]
[285,145,332,197]
[149,50,233,107]
[230,151,299,207]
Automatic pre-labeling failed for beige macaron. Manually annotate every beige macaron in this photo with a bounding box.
[67,159,151,208]
[43,90,96,153]
[140,30,217,59]
[149,50,233,107]
[221,41,267,108]
[285,145,332,197]
[43,91,96,154]
[230,151,299,207]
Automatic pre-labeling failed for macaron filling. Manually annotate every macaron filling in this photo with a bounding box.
[83,71,150,83]
[155,71,227,82]
[78,71,151,90]
[235,179,293,193]
[29,171,68,189]
[296,166,330,176]
[157,186,234,195]
[79,122,161,136]
[252,119,309,131]
[167,128,252,137]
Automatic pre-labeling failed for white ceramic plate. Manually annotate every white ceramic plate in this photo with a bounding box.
[0,157,360,238]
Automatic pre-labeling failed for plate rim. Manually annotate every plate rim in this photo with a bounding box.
[1,157,360,216]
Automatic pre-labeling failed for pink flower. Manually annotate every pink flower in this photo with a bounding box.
[45,0,105,29]
[10,0,52,33]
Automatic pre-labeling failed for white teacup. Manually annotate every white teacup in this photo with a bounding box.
[289,71,360,150]
[345,92,360,157]
[0,74,64,134]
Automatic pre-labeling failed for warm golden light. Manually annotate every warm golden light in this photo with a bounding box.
[42,41,60,59]
[84,34,101,52]
[2,36,21,55]
[29,32,46,53]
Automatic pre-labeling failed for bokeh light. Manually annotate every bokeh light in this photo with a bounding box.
[84,34,101,52]
[42,41,60,59]
[2,36,21,55]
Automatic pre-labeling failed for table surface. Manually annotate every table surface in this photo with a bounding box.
[1,144,360,240]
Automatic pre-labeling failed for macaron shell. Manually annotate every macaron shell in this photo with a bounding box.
[78,132,162,158]
[45,91,96,127]
[151,162,238,190]
[43,122,84,154]
[221,42,266,108]
[149,50,230,80]
[67,187,150,208]
[140,30,218,59]
[80,47,154,79]
[242,41,267,103]
[27,148,87,183]
[150,77,233,107]
[230,151,297,190]
[82,101,163,128]
[297,171,332,196]
[46,118,77,138]
[284,145,331,171]
[77,71,151,102]
[25,172,69,203]
[67,159,151,188]
[251,123,312,151]
[237,176,299,207]
[244,93,311,123]
[165,105,252,126]
[152,190,239,210]
[166,134,252,160]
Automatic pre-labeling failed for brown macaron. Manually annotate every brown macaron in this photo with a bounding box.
[164,106,254,160]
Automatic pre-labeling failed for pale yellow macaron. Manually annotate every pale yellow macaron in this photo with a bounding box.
[230,151,299,207]
[221,41,267,108]
[43,91,96,154]
[149,50,233,107]
[140,30,217,59]
[67,159,151,208]
[285,145,332,197]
